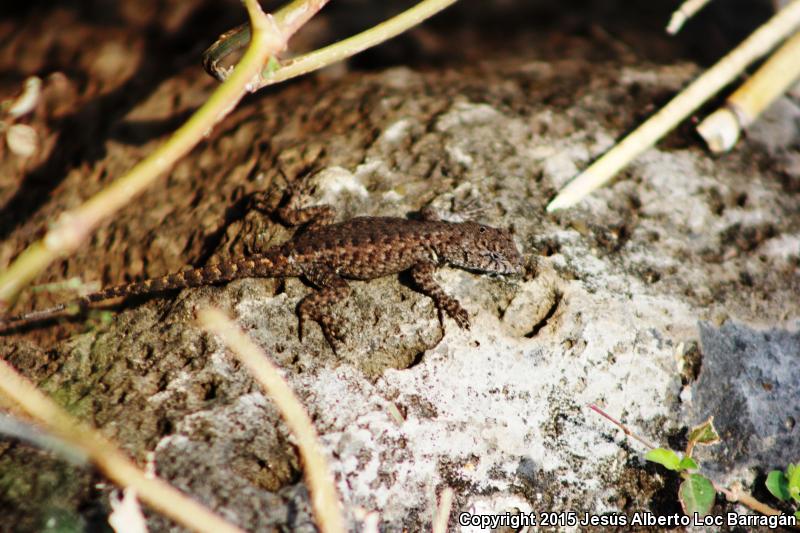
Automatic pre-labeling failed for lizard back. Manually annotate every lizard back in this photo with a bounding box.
[284,217,447,279]
[283,216,523,279]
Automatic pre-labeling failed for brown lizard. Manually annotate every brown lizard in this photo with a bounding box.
[0,204,524,351]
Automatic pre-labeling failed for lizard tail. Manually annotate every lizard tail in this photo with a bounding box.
[85,250,295,302]
[0,251,295,331]
[0,303,72,331]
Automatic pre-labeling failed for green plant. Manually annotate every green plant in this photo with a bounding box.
[766,463,800,520]
[590,405,796,526]
[644,418,719,516]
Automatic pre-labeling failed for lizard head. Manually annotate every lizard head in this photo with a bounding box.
[440,222,524,276]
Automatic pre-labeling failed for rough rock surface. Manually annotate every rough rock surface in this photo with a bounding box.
[1,2,798,532]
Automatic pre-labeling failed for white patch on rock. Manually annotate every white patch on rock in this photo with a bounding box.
[435,101,502,132]
[293,267,695,524]
[760,232,800,260]
[446,144,474,166]
[312,167,368,203]
[380,119,411,144]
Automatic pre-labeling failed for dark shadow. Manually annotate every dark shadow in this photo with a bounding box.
[106,110,199,147]
[192,191,265,267]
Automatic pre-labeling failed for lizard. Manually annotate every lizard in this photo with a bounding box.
[0,203,524,351]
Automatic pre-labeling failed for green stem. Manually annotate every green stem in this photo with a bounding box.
[0,0,328,306]
[203,0,460,87]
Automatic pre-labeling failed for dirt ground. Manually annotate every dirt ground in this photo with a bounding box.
[0,1,798,531]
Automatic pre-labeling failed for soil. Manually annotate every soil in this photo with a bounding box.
[0,1,797,532]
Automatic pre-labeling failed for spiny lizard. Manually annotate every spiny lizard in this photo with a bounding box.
[1,204,524,351]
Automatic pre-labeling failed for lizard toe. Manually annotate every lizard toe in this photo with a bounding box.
[451,307,470,329]
[316,316,345,352]
[320,326,344,354]
[297,313,310,342]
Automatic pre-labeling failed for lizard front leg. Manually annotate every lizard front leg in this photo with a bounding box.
[297,264,351,353]
[410,262,470,330]
[251,185,336,230]
[276,205,336,230]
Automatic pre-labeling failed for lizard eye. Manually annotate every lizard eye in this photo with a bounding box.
[479,226,487,233]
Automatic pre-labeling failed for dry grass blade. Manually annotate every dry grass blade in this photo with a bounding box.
[198,308,345,533]
[432,487,454,533]
[0,359,245,533]
[667,0,714,35]
[698,30,800,152]
[547,0,800,212]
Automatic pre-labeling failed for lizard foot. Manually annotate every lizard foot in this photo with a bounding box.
[448,305,471,330]
[433,303,470,331]
[297,309,345,353]
[312,313,345,354]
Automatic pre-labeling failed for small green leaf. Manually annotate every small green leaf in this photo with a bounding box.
[645,448,681,471]
[679,474,716,517]
[687,417,721,446]
[787,463,800,502]
[678,456,698,471]
[766,470,790,501]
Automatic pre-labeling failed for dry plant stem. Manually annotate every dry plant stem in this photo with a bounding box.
[695,106,740,153]
[588,404,657,450]
[0,412,87,465]
[258,0,459,88]
[7,76,42,118]
[432,487,454,533]
[722,482,794,523]
[589,404,787,520]
[0,0,329,307]
[204,0,459,87]
[0,359,245,533]
[684,438,697,459]
[198,308,345,533]
[666,0,714,34]
[547,0,800,212]
[698,30,800,152]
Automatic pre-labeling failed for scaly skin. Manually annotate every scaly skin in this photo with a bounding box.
[1,205,524,351]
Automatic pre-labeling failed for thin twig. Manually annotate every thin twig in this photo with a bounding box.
[666,0,715,35]
[0,359,245,533]
[698,30,800,152]
[198,308,345,533]
[0,0,329,307]
[203,0,459,88]
[722,482,789,520]
[257,0,458,89]
[0,412,87,465]
[587,404,657,450]
[432,487,454,533]
[547,0,800,212]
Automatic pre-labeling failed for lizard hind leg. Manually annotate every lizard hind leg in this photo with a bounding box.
[410,262,470,330]
[296,265,351,353]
